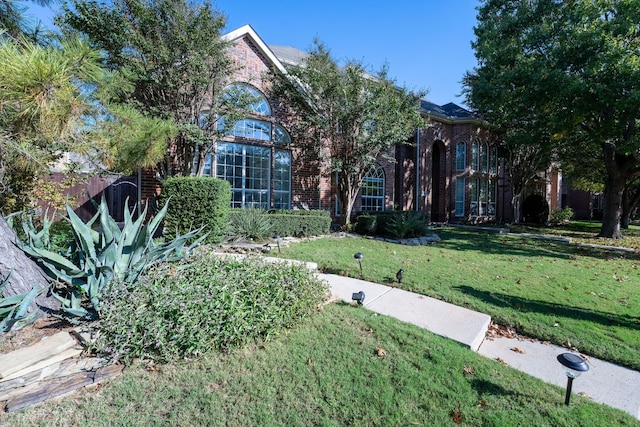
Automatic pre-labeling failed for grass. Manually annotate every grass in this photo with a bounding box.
[510,221,640,251]
[4,304,638,426]
[275,227,640,371]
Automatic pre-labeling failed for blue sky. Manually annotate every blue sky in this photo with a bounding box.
[26,0,480,107]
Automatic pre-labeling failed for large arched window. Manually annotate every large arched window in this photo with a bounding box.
[361,165,385,211]
[205,83,292,209]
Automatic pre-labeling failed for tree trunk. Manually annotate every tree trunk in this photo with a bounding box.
[0,216,59,315]
[511,192,522,224]
[600,143,634,239]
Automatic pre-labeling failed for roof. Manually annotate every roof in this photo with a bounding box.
[224,26,481,124]
[221,24,288,75]
[268,45,309,67]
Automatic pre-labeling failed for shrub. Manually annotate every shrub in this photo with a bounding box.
[355,214,377,235]
[15,198,203,321]
[549,207,574,225]
[522,194,550,224]
[161,177,231,244]
[227,208,273,242]
[386,211,429,239]
[0,271,40,333]
[269,210,330,237]
[93,250,329,363]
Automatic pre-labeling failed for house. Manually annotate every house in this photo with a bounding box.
[40,25,601,226]
[136,24,512,226]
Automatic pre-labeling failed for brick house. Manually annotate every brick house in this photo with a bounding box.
[134,24,519,226]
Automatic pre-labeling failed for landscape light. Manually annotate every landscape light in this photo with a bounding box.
[273,234,281,253]
[354,252,363,277]
[352,291,365,305]
[557,353,590,405]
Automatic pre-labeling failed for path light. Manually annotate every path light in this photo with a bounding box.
[557,353,590,405]
[354,252,363,277]
[273,234,281,253]
[352,291,365,305]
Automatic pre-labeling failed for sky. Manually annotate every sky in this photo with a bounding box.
[25,0,481,107]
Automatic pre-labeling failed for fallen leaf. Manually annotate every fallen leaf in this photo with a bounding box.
[375,347,387,357]
[578,391,592,399]
[496,357,508,365]
[477,400,488,407]
[452,411,463,424]
[464,366,475,375]
[516,279,521,285]
[511,347,525,354]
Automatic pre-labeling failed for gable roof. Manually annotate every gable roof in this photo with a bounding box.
[224,26,482,125]
[221,24,289,75]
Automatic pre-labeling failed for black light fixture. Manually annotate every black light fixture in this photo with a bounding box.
[354,252,363,277]
[273,234,281,253]
[557,353,590,405]
[352,291,365,305]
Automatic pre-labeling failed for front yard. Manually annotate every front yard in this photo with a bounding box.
[276,226,640,371]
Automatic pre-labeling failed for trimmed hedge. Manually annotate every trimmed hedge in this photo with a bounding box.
[161,177,231,244]
[227,208,331,239]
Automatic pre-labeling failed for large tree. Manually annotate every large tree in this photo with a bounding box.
[464,0,640,238]
[268,42,424,226]
[58,0,249,177]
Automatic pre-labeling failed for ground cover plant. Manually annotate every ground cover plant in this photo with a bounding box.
[93,249,329,363]
[4,304,638,426]
[276,228,640,371]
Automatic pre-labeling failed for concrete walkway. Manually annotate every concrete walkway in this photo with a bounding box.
[320,272,640,420]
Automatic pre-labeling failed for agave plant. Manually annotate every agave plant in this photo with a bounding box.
[16,197,206,320]
[0,271,41,333]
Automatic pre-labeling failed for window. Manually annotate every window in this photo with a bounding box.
[455,177,466,217]
[273,149,291,209]
[229,119,271,141]
[215,143,270,208]
[470,178,497,216]
[471,140,480,171]
[223,83,271,115]
[274,124,291,144]
[361,166,385,211]
[456,142,466,171]
[212,83,291,209]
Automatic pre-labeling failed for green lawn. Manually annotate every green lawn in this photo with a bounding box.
[276,227,640,371]
[5,304,638,426]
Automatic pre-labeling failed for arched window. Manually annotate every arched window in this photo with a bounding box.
[361,165,385,211]
[207,83,292,209]
[223,83,271,115]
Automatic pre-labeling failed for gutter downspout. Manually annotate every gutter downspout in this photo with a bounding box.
[415,128,420,212]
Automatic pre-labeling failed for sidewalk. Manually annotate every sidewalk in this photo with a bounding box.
[319,272,640,420]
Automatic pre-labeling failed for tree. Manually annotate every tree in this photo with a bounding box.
[0,0,52,42]
[58,0,249,178]
[0,36,105,212]
[463,0,640,238]
[268,42,424,226]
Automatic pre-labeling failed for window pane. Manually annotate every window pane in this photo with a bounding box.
[455,178,466,217]
[361,166,384,211]
[223,83,271,115]
[215,142,270,208]
[456,142,466,171]
[274,125,291,144]
[471,141,479,171]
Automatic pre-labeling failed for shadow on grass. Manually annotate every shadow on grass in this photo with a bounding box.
[438,229,640,261]
[454,285,640,331]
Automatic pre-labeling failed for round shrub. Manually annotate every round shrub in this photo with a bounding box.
[93,249,329,363]
[522,194,550,224]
